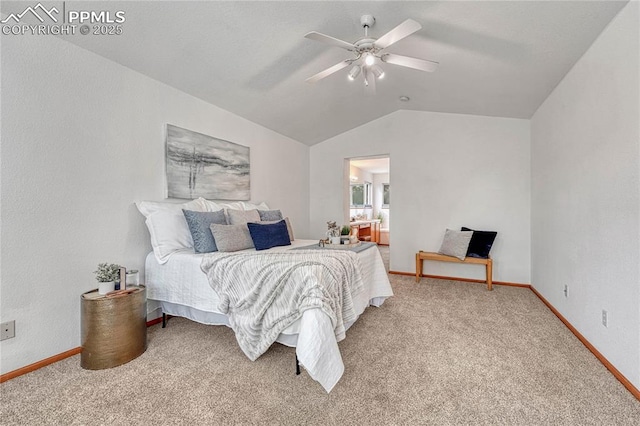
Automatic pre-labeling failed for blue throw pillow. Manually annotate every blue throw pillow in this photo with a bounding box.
[182,209,227,253]
[258,209,283,221]
[247,220,291,251]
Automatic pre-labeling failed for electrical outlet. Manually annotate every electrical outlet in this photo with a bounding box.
[563,285,568,298]
[602,310,608,327]
[1,320,15,341]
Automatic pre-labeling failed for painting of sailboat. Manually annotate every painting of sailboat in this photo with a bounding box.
[165,124,250,200]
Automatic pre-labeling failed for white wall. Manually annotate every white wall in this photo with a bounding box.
[310,110,531,283]
[531,1,639,389]
[0,34,309,374]
[348,164,372,185]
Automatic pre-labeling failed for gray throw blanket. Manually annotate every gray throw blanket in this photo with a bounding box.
[200,249,365,361]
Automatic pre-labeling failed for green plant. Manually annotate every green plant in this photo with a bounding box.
[341,225,351,235]
[376,212,385,224]
[94,263,122,283]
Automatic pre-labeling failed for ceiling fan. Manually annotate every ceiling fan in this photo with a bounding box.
[304,15,439,93]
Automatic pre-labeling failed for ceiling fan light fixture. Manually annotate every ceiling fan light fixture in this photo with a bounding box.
[304,16,436,92]
[372,65,385,79]
[364,53,375,66]
[347,65,361,81]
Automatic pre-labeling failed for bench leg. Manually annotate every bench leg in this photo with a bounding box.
[486,260,493,291]
[415,253,422,283]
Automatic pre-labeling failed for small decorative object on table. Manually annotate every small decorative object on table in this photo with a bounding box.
[119,267,127,291]
[126,269,139,286]
[350,226,359,243]
[326,221,341,244]
[94,263,122,295]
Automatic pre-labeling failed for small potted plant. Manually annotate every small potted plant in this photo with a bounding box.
[340,225,351,244]
[94,263,122,294]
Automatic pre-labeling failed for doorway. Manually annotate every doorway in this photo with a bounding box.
[346,155,390,271]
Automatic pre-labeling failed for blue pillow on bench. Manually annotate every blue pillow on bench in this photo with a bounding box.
[248,220,291,251]
[461,227,497,259]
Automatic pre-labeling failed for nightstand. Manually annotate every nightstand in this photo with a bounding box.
[81,285,147,370]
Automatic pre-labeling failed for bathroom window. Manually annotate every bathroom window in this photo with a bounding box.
[350,182,372,207]
[382,183,390,208]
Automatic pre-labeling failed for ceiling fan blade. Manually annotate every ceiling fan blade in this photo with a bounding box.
[374,19,422,50]
[305,31,356,51]
[363,67,376,96]
[305,60,352,83]
[381,53,439,72]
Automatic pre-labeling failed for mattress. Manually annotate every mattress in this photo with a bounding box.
[144,239,393,391]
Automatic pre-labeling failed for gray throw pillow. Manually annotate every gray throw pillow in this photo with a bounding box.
[258,209,283,221]
[226,209,260,225]
[210,223,254,252]
[182,209,227,253]
[438,229,473,260]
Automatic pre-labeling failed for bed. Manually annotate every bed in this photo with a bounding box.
[145,238,393,392]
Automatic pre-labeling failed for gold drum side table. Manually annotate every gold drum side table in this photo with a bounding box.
[81,286,147,370]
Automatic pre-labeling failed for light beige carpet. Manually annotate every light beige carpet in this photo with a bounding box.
[378,244,390,271]
[2,275,639,425]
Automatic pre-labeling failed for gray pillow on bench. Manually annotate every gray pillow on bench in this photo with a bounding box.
[438,229,473,260]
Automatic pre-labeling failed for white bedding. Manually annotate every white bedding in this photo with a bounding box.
[145,239,393,391]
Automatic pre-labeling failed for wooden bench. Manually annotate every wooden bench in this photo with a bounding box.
[415,251,493,290]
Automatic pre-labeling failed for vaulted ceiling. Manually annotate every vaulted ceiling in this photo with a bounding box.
[54,1,627,145]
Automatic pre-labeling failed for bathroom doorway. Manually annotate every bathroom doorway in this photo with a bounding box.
[346,155,390,271]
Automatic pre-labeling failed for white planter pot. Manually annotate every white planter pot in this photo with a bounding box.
[98,281,115,295]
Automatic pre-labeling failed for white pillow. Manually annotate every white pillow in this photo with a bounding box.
[199,198,269,212]
[200,198,244,211]
[199,198,222,212]
[136,198,205,264]
[240,201,269,211]
[222,201,246,210]
[136,198,206,217]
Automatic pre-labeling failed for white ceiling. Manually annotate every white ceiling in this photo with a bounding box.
[50,1,627,145]
[351,158,390,174]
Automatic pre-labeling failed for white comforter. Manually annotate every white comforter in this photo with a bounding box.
[145,240,393,392]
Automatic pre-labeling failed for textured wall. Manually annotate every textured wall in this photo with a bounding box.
[531,2,639,388]
[310,110,531,284]
[0,34,309,374]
